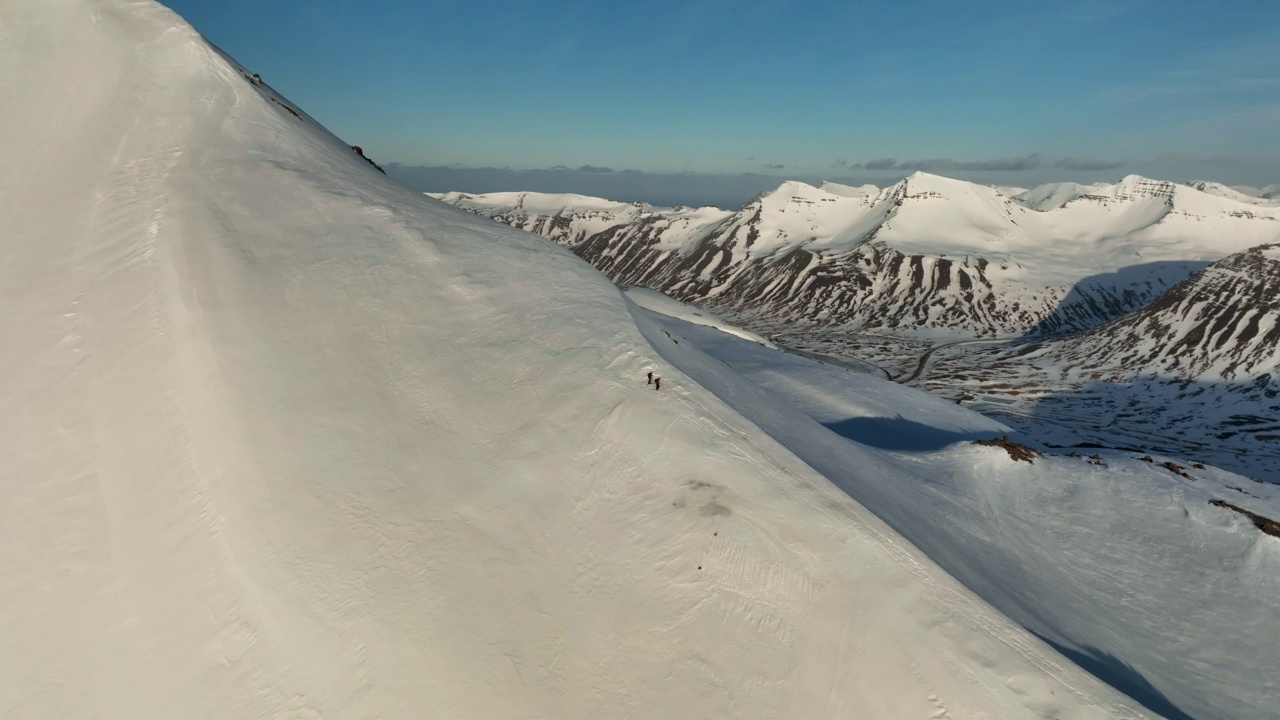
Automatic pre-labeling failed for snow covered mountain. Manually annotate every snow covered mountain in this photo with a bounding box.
[921,244,1280,481]
[1044,244,1280,380]
[1187,181,1280,206]
[5,1,1232,718]
[634,291,1280,720]
[436,174,1280,338]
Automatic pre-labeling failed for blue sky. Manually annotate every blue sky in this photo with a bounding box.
[167,0,1279,205]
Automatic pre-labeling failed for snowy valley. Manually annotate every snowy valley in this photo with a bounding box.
[436,176,1280,483]
[1,1,1277,720]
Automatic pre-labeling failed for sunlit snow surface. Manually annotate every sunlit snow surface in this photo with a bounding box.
[634,293,1280,720]
[624,287,777,348]
[0,1,1188,718]
[442,180,1280,489]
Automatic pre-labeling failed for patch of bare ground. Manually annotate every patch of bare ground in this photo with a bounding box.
[1209,500,1280,538]
[974,435,1041,463]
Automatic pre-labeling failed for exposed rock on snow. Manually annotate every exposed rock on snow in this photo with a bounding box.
[973,435,1042,463]
[1210,500,1280,538]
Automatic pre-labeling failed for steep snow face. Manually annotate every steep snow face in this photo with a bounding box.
[442,173,1280,338]
[0,2,1158,719]
[636,292,1280,720]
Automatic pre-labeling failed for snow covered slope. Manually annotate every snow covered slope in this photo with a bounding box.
[1013,181,1112,211]
[624,287,777,348]
[1048,243,1280,381]
[0,1,1163,718]
[440,174,1280,338]
[633,294,1280,720]
[1186,181,1280,206]
[923,244,1280,482]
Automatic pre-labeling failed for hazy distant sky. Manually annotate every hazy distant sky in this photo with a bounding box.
[168,0,1278,206]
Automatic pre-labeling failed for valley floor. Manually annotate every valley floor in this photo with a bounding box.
[729,318,1280,484]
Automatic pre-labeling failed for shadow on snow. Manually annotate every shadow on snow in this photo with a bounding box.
[975,376,1280,484]
[1034,635,1198,720]
[1027,260,1210,337]
[821,415,993,452]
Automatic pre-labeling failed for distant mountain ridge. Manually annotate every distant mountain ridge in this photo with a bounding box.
[1187,180,1280,205]
[1047,244,1280,381]
[433,172,1280,338]
[919,244,1280,482]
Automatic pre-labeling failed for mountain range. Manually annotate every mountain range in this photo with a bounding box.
[4,1,1278,719]
[436,176,1280,481]
[922,244,1280,480]
[433,174,1280,338]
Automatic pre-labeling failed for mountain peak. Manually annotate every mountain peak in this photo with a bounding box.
[904,170,947,181]
[899,170,986,196]
[767,179,824,195]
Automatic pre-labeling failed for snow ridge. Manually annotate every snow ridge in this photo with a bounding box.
[1,1,1173,718]
[440,174,1280,338]
[1056,244,1280,380]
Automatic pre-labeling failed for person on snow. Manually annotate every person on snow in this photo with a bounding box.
[654,377,661,391]
[647,371,653,385]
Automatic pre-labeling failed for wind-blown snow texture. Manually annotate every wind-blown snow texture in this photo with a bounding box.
[436,175,1280,339]
[0,1,1175,719]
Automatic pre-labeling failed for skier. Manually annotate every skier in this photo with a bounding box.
[654,377,661,391]
[647,371,653,385]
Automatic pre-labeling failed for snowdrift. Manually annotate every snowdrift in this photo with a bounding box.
[0,1,1157,718]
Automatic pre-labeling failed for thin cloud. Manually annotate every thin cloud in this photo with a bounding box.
[847,154,1043,172]
[1056,157,1126,171]
[1149,152,1241,168]
[901,154,1043,172]
[763,163,785,170]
